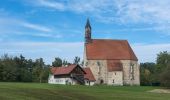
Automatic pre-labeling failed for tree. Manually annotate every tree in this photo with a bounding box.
[73,56,80,64]
[156,51,170,87]
[0,54,50,83]
[52,57,62,67]
[32,58,45,83]
[160,65,170,87]
[62,60,68,66]
[156,51,170,73]
[0,54,18,81]
[40,67,50,83]
[140,62,156,86]
[0,62,3,80]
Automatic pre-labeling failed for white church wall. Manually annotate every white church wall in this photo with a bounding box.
[84,59,140,86]
[121,60,140,85]
[107,71,123,86]
[84,60,108,84]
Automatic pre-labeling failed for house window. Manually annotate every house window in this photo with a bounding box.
[115,72,116,75]
[56,79,63,83]
[113,79,114,83]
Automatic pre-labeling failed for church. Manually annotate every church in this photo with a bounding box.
[83,19,140,85]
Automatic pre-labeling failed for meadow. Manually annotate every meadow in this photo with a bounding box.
[0,82,169,100]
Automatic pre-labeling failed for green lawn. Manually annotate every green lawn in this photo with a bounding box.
[0,82,169,100]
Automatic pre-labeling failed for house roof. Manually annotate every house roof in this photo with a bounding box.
[51,64,85,75]
[85,39,138,61]
[84,68,96,81]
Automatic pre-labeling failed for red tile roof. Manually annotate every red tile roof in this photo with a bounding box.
[86,39,138,61]
[84,68,96,81]
[107,60,123,71]
[51,64,85,75]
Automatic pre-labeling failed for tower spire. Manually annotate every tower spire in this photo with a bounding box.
[85,18,92,43]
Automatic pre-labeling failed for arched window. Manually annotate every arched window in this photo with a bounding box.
[130,64,135,80]
[97,61,101,74]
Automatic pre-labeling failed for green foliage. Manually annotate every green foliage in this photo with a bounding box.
[140,51,170,87]
[160,66,170,87]
[0,54,18,81]
[0,54,49,83]
[156,51,170,73]
[52,57,62,67]
[140,63,156,86]
[73,56,80,64]
[62,60,70,66]
[156,51,170,87]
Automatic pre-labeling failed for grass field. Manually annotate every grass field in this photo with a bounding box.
[0,82,169,100]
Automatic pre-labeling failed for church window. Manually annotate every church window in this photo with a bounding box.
[97,61,101,74]
[98,66,100,74]
[97,61,100,66]
[130,64,135,80]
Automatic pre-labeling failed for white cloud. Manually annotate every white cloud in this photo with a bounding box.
[31,0,170,23]
[114,0,170,24]
[132,43,170,63]
[32,33,62,38]
[0,17,52,33]
[28,0,170,35]
[36,0,66,11]
[0,16,64,41]
[0,42,84,64]
[32,0,113,13]
[22,22,52,32]
[0,41,170,64]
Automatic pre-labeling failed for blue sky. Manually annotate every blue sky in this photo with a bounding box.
[0,0,170,64]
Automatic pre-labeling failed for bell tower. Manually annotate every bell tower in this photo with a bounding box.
[85,18,92,43]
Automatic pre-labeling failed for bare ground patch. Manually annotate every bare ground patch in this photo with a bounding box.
[149,89,170,94]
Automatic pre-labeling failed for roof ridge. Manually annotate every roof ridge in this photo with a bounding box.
[92,39,127,41]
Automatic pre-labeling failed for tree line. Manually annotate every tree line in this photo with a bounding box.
[0,51,169,87]
[140,51,170,87]
[0,54,81,83]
